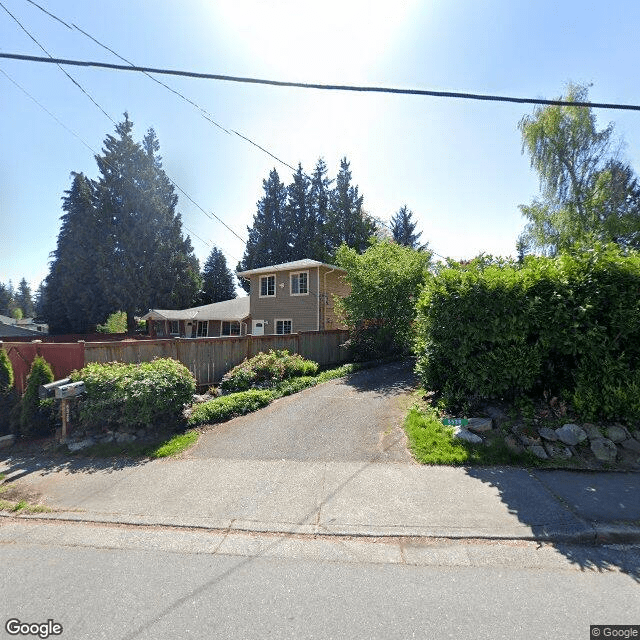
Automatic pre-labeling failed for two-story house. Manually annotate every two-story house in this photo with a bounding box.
[143,259,350,338]
[237,259,350,335]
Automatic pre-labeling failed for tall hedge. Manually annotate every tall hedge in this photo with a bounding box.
[415,246,640,421]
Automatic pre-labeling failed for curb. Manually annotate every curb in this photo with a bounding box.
[4,511,640,545]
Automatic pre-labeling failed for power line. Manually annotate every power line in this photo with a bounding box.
[0,3,116,124]
[2,51,640,112]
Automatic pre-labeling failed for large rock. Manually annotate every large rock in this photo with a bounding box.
[620,438,640,454]
[504,434,524,454]
[605,425,628,443]
[528,445,549,460]
[555,423,587,446]
[581,423,603,440]
[590,438,618,463]
[0,434,15,449]
[543,442,572,459]
[467,417,493,434]
[115,432,136,444]
[453,427,483,444]
[67,438,96,452]
[538,427,558,442]
[512,424,541,446]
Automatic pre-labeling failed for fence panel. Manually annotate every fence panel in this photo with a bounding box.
[2,341,85,394]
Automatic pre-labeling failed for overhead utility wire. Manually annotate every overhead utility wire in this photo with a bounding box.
[0,3,116,124]
[0,66,237,261]
[2,5,246,248]
[2,51,640,112]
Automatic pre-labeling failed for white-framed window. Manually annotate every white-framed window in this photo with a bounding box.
[222,321,241,336]
[196,320,208,337]
[275,319,292,335]
[170,320,180,335]
[260,274,276,297]
[290,271,308,295]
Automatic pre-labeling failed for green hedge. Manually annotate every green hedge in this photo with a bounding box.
[71,358,196,430]
[415,246,640,421]
[220,350,318,393]
[188,390,274,426]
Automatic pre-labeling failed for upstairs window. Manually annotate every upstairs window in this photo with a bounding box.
[260,275,276,297]
[290,271,308,295]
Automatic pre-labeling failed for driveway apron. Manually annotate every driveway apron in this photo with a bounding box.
[189,361,417,463]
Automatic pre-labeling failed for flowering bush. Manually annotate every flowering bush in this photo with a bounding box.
[220,350,318,393]
[71,358,196,430]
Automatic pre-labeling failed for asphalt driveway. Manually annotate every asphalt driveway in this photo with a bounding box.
[189,361,418,463]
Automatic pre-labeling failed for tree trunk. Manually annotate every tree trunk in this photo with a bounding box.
[126,310,137,335]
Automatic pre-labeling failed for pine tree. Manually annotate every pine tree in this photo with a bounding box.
[201,247,236,304]
[0,283,12,317]
[390,205,426,250]
[14,278,35,318]
[308,158,333,262]
[238,168,289,291]
[286,164,313,259]
[93,116,200,331]
[327,158,377,255]
[43,172,112,333]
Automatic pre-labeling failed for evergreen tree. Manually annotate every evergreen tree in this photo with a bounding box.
[0,283,12,317]
[308,158,333,261]
[14,278,35,318]
[327,158,377,254]
[93,115,200,331]
[43,172,111,333]
[390,205,426,250]
[237,168,289,291]
[33,282,47,318]
[286,164,313,259]
[201,247,236,304]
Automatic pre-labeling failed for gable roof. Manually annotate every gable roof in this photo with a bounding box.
[236,259,345,277]
[142,296,250,322]
[0,322,43,337]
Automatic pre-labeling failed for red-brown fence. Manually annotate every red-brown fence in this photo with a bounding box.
[1,330,350,393]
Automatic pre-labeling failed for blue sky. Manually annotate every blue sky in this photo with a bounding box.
[2,0,640,296]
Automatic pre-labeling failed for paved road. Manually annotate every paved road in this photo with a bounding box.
[189,360,417,463]
[2,520,638,640]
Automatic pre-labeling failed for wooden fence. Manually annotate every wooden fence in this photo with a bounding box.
[2,330,350,393]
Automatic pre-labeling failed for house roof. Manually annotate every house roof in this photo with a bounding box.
[236,259,345,277]
[142,296,250,322]
[0,322,43,338]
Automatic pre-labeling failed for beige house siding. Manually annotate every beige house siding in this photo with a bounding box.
[320,267,350,330]
[245,265,351,335]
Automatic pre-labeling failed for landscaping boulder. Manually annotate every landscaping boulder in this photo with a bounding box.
[581,423,602,440]
[467,417,493,434]
[504,434,524,455]
[453,427,483,444]
[528,445,549,460]
[605,425,628,443]
[590,438,617,463]
[538,427,558,442]
[555,424,587,446]
[67,438,96,452]
[543,442,572,459]
[620,438,640,454]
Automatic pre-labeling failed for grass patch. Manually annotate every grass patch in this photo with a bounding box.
[149,430,199,458]
[404,404,535,466]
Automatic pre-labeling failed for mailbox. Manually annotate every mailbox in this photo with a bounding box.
[54,382,85,399]
[39,378,72,400]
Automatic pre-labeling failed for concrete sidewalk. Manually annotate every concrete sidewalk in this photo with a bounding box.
[1,454,639,543]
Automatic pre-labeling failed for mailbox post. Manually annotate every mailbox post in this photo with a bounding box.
[39,380,85,443]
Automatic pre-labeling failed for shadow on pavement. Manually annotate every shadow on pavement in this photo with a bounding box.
[341,359,418,397]
[465,467,640,583]
[0,451,146,484]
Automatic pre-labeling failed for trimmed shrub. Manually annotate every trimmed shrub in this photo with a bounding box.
[220,350,318,393]
[188,390,273,426]
[0,348,14,394]
[19,355,55,437]
[71,358,196,430]
[415,245,640,420]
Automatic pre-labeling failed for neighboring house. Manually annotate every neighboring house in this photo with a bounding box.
[237,259,350,335]
[142,297,251,338]
[0,314,48,338]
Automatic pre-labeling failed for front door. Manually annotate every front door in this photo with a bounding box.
[252,320,265,336]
